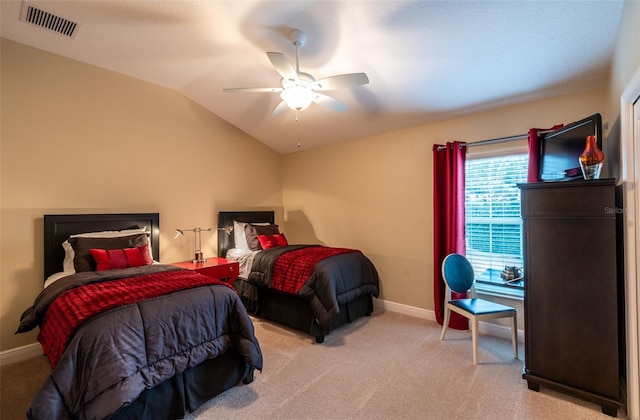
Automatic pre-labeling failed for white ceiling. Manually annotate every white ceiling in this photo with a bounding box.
[0,1,624,154]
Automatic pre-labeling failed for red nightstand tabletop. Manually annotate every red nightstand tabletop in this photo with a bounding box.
[170,257,239,283]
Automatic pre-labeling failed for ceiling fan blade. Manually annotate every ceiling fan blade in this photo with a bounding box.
[223,87,282,93]
[267,52,298,81]
[313,93,348,112]
[310,73,369,91]
[272,100,290,116]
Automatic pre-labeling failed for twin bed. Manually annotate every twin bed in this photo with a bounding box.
[218,211,380,343]
[19,213,262,420]
[19,211,380,419]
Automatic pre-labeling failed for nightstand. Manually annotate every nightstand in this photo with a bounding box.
[171,257,239,283]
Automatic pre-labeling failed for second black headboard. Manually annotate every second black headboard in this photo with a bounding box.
[217,211,275,258]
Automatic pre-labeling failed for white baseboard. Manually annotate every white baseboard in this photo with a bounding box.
[0,342,43,367]
[375,298,524,343]
[0,299,522,367]
[374,298,437,321]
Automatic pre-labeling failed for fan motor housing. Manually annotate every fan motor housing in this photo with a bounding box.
[282,72,315,89]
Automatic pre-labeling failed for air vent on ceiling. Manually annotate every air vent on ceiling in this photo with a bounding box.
[20,3,79,38]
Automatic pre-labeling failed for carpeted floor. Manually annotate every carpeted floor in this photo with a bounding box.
[1,310,626,419]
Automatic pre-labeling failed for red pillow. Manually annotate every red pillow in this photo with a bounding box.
[257,233,288,250]
[90,244,152,271]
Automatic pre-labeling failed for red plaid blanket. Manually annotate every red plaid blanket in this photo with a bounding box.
[38,270,231,368]
[270,246,360,294]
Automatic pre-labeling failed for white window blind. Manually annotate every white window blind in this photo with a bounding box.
[465,153,528,290]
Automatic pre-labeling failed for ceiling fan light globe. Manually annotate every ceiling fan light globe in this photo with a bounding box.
[281,86,316,111]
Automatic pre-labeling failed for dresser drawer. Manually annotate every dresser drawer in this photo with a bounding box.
[520,179,616,218]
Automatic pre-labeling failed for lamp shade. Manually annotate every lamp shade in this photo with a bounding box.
[281,86,316,111]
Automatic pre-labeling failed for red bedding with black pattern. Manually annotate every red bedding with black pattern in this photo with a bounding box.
[247,245,379,330]
[17,264,262,420]
[38,269,233,368]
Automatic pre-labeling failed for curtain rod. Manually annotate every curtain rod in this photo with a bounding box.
[435,129,553,152]
[435,134,526,151]
[467,133,529,147]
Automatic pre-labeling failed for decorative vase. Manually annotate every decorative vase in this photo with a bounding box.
[579,135,605,180]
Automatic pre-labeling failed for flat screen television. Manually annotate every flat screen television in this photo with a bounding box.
[539,113,602,182]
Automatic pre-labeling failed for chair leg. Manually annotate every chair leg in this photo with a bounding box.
[440,308,451,341]
[511,313,518,360]
[471,318,479,365]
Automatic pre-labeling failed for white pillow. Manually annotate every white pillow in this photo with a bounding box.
[233,221,270,251]
[233,221,249,250]
[44,271,73,289]
[62,227,151,273]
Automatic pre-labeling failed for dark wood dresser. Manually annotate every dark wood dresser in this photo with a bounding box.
[519,179,625,417]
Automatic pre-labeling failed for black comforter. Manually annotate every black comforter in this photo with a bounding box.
[246,245,380,331]
[17,265,263,420]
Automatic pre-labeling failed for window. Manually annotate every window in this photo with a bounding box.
[465,153,528,297]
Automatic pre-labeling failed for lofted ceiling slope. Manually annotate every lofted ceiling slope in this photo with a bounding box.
[0,1,625,154]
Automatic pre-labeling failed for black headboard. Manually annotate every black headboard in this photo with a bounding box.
[217,211,275,258]
[43,213,160,280]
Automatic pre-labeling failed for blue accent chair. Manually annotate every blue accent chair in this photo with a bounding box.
[439,253,518,364]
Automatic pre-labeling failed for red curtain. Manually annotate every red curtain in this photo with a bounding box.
[527,125,564,182]
[432,141,468,330]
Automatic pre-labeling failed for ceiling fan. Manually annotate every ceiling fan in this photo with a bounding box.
[223,29,369,116]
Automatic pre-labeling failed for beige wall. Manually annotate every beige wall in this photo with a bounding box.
[282,90,606,318]
[607,1,640,126]
[0,39,283,351]
[280,0,640,336]
[606,2,640,417]
[3,0,638,354]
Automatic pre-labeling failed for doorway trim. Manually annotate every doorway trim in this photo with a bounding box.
[620,63,640,420]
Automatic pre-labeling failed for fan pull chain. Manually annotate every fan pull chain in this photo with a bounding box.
[296,110,301,148]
